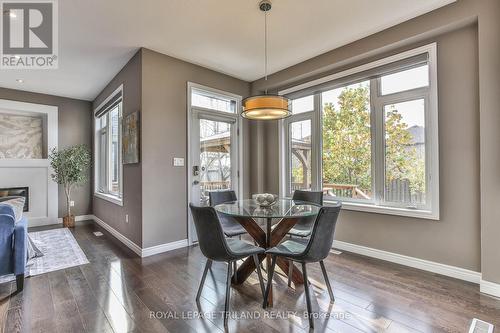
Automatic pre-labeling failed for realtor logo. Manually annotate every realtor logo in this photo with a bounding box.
[1,0,58,69]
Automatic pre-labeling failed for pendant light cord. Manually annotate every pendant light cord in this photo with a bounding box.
[264,7,268,94]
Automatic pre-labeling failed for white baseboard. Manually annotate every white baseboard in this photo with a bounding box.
[142,239,189,257]
[92,215,143,256]
[480,279,500,298]
[56,214,94,224]
[332,240,481,284]
[91,215,189,258]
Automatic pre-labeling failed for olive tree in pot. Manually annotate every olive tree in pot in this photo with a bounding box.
[49,145,91,227]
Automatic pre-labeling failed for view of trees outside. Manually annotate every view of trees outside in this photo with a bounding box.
[291,120,312,190]
[384,99,425,204]
[321,82,426,204]
[199,119,231,185]
[322,82,372,199]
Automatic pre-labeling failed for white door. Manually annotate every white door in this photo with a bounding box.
[188,110,240,243]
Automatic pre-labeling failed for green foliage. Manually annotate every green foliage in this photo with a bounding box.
[49,145,91,216]
[322,85,425,197]
[50,145,91,186]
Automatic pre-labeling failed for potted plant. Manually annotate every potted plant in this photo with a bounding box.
[49,145,91,228]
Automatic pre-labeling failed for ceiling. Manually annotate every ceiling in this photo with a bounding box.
[0,0,455,101]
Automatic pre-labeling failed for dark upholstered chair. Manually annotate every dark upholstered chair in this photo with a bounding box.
[209,190,247,238]
[263,203,342,329]
[209,190,248,278]
[189,204,265,328]
[288,189,323,238]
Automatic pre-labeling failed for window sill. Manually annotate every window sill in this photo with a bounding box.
[94,192,123,206]
[325,200,439,220]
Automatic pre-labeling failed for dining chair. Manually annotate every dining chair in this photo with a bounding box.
[281,190,323,287]
[189,204,266,328]
[288,189,323,238]
[209,190,248,278]
[262,203,342,329]
[209,190,247,238]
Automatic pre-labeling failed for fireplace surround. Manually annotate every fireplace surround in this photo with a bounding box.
[0,99,58,226]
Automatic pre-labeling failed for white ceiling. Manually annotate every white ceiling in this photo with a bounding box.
[0,0,455,101]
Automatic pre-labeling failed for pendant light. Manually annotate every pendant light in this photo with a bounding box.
[241,0,291,120]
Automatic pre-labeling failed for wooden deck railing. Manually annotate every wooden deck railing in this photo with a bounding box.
[293,180,423,204]
[292,182,371,199]
[200,181,231,192]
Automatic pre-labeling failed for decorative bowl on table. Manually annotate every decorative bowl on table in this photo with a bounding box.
[252,193,278,207]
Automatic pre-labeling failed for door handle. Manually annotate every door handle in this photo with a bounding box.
[193,180,200,185]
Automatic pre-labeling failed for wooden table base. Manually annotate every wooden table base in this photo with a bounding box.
[231,216,305,306]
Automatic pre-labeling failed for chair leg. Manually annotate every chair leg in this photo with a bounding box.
[262,255,277,308]
[252,254,265,299]
[224,261,233,329]
[16,274,24,292]
[287,259,293,287]
[319,260,334,303]
[233,261,237,282]
[301,263,314,329]
[196,259,212,302]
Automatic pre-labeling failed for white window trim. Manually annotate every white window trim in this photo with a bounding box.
[93,85,124,206]
[186,82,244,245]
[278,43,439,220]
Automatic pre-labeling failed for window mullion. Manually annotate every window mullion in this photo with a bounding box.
[371,78,384,205]
[106,114,112,194]
[313,93,322,192]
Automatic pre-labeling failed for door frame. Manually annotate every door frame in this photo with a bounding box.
[186,82,243,245]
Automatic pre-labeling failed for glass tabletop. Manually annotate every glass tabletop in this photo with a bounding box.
[214,198,321,219]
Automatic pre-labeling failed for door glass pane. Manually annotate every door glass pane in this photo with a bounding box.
[321,80,372,201]
[199,119,232,205]
[290,120,312,192]
[384,99,426,206]
[292,95,314,114]
[380,65,429,95]
[192,90,236,113]
[109,106,120,195]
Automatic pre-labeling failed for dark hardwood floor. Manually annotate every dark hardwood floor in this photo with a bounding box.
[1,221,499,333]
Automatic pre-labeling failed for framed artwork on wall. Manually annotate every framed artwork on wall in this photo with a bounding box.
[123,111,140,164]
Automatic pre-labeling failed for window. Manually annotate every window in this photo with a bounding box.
[94,86,123,205]
[191,88,236,113]
[290,119,312,191]
[281,44,438,219]
[291,95,314,114]
[322,80,372,202]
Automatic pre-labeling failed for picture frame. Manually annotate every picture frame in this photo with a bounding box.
[122,110,140,164]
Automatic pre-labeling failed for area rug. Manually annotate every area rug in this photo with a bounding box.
[0,228,89,284]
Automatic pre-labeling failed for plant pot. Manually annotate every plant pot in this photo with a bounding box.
[63,215,75,228]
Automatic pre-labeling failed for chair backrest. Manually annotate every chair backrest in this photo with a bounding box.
[189,204,232,261]
[209,190,237,206]
[302,203,342,262]
[292,190,323,206]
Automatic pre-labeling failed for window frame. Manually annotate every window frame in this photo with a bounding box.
[94,85,124,206]
[278,43,439,220]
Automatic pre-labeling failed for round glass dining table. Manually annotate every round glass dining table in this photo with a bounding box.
[214,198,321,305]
[214,198,321,219]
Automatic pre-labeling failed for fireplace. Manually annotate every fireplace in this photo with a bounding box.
[0,99,58,226]
[0,187,29,212]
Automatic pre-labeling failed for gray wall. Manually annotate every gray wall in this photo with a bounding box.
[0,87,93,218]
[250,0,500,284]
[141,48,250,248]
[92,51,143,247]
